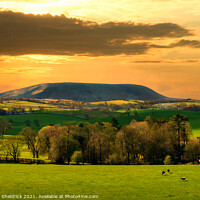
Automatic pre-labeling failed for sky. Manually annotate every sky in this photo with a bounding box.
[0,0,200,99]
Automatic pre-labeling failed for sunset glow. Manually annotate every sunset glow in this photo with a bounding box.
[0,0,200,99]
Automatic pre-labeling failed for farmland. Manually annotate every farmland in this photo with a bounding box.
[0,100,200,199]
[2,106,200,137]
[0,164,200,200]
[0,98,199,137]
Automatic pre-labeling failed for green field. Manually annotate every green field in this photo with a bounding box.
[3,113,84,135]
[2,109,200,137]
[2,110,124,135]
[0,164,200,199]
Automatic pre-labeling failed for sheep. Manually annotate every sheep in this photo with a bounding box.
[181,177,186,181]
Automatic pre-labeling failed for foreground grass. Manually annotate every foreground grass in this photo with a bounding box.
[0,165,200,199]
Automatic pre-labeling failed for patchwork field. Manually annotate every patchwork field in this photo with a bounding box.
[0,164,200,200]
[0,100,57,111]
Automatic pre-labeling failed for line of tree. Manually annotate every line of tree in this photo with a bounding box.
[1,114,200,165]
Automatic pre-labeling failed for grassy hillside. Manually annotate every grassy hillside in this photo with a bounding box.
[0,82,167,101]
[0,164,200,200]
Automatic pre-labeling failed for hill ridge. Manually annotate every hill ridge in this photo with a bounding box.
[0,82,168,102]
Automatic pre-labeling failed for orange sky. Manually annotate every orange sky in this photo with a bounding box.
[0,0,200,99]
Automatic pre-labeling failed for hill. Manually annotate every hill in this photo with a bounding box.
[0,82,168,102]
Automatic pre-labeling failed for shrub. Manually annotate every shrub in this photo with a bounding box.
[71,151,82,165]
[164,155,172,165]
[105,154,127,165]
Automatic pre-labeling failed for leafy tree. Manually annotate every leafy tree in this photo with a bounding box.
[84,113,89,120]
[73,132,87,165]
[49,126,77,164]
[0,117,12,137]
[185,139,200,164]
[64,126,77,164]
[170,114,191,161]
[38,125,60,157]
[93,131,107,165]
[145,116,168,128]
[24,120,31,127]
[49,132,68,164]
[119,124,142,164]
[111,117,120,130]
[33,119,40,128]
[86,122,112,165]
[141,118,177,164]
[147,125,172,164]
[133,110,138,116]
[126,108,130,117]
[71,151,82,165]
[0,109,6,116]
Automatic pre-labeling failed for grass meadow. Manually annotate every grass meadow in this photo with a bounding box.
[0,164,200,200]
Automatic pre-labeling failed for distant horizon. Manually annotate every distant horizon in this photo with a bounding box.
[0,81,197,100]
[0,1,199,100]
[0,81,199,100]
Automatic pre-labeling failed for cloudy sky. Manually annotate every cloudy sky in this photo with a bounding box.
[0,0,200,99]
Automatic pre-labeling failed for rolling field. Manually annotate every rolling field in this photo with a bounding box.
[3,113,84,135]
[2,110,124,135]
[2,109,200,137]
[0,164,200,200]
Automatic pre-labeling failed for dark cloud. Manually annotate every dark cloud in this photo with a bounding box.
[184,59,199,63]
[130,61,162,63]
[0,10,193,56]
[169,39,200,48]
[129,59,199,64]
[150,39,200,50]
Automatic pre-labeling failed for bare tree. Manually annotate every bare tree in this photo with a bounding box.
[2,136,23,162]
[49,126,77,164]
[0,117,12,138]
[20,127,40,158]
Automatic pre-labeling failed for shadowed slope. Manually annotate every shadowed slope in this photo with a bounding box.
[0,83,168,101]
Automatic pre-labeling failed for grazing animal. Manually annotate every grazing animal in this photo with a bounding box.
[167,169,170,173]
[181,177,186,180]
[162,171,165,175]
